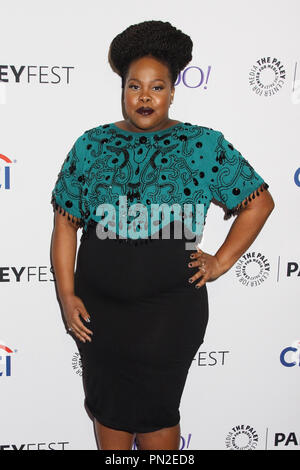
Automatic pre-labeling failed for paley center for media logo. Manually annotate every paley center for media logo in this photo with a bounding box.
[0,342,17,377]
[235,251,270,286]
[226,424,259,450]
[226,425,300,449]
[248,57,286,97]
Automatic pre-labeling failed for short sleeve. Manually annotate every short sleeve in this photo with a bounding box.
[50,134,86,227]
[208,130,269,216]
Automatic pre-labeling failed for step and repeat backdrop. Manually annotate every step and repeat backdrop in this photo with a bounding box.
[1,0,299,450]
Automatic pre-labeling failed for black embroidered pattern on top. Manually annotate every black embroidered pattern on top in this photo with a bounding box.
[50,122,269,246]
[208,131,269,218]
[79,123,209,243]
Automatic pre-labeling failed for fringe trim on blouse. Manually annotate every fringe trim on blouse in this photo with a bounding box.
[225,182,269,218]
[51,194,84,228]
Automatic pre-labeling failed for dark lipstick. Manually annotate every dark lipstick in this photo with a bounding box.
[136,107,154,116]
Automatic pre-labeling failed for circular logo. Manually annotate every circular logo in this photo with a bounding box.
[226,425,259,450]
[249,57,286,97]
[235,251,270,286]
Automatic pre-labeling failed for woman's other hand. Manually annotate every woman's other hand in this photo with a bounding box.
[188,248,224,288]
[61,294,93,343]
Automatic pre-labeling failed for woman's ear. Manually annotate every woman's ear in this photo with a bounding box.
[170,85,175,104]
[121,84,128,120]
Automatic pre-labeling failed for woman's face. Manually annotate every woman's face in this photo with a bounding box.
[122,55,175,132]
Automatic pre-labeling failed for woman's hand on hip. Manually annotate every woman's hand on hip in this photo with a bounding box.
[188,248,224,288]
[61,294,93,343]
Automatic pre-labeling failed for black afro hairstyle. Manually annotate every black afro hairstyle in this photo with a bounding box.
[108,20,193,88]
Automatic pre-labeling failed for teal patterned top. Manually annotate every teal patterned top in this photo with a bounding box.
[50,121,269,243]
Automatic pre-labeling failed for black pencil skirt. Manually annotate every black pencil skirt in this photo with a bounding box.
[74,221,209,434]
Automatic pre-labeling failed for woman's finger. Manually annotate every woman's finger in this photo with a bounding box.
[194,263,210,286]
[189,257,206,268]
[188,265,207,284]
[73,306,92,329]
[75,305,91,323]
[195,273,209,288]
[74,330,88,343]
[71,323,92,342]
[190,250,204,260]
[73,318,93,337]
[67,324,87,343]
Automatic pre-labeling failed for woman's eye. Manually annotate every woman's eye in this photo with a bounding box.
[128,85,164,90]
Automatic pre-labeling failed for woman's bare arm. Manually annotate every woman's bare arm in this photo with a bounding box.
[214,189,275,274]
[188,189,275,287]
[50,210,92,342]
[51,211,79,301]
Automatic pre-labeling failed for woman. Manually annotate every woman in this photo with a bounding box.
[50,20,275,450]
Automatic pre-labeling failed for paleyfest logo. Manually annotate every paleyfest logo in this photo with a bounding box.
[249,57,286,97]
[0,64,74,84]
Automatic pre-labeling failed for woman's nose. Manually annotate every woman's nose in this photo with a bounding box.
[139,91,151,102]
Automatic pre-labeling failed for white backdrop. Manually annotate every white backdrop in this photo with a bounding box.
[1,0,299,451]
